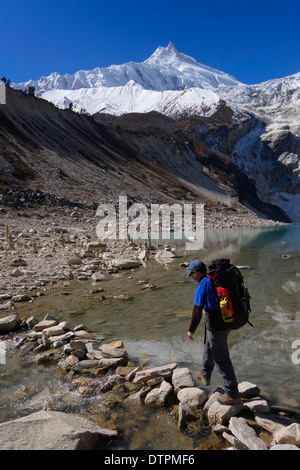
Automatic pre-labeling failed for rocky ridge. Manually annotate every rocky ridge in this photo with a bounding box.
[0,86,292,225]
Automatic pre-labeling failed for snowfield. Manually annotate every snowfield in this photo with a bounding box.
[41,83,220,117]
[13,42,239,117]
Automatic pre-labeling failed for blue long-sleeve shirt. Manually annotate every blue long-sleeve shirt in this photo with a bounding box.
[189,276,218,333]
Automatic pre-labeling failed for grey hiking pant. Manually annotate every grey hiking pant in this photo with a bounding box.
[201,329,239,398]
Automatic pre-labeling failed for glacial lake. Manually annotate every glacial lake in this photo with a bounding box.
[1,223,300,449]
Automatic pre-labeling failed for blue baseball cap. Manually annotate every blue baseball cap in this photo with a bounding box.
[187,260,207,277]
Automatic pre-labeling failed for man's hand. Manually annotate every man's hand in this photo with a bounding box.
[187,331,194,340]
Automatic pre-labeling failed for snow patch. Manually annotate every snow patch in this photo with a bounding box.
[42,83,220,117]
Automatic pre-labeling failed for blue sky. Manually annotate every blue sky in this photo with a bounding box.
[2,0,300,85]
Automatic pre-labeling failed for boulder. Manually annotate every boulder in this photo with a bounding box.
[0,410,117,450]
[133,363,177,383]
[71,359,99,373]
[87,241,106,251]
[177,402,205,433]
[212,424,230,435]
[99,374,125,392]
[177,387,207,408]
[207,399,243,425]
[48,331,75,343]
[58,321,69,330]
[222,431,249,450]
[66,354,79,366]
[229,417,268,450]
[44,314,59,323]
[155,250,176,259]
[35,352,55,364]
[242,398,270,413]
[72,349,86,360]
[254,412,285,434]
[146,376,163,387]
[270,444,300,450]
[273,423,300,446]
[172,367,195,393]
[33,319,57,332]
[0,301,14,310]
[98,357,127,369]
[0,314,18,333]
[116,366,139,377]
[128,386,152,403]
[238,381,261,398]
[91,272,105,281]
[42,325,65,337]
[100,348,127,359]
[11,294,31,302]
[73,330,94,339]
[110,340,124,349]
[70,339,87,351]
[87,349,104,360]
[177,402,195,431]
[203,387,224,411]
[11,268,24,277]
[111,258,140,269]
[144,380,173,406]
[67,257,82,266]
[85,341,100,354]
[11,258,27,267]
[26,316,38,329]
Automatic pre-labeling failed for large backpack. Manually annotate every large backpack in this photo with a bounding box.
[208,258,252,330]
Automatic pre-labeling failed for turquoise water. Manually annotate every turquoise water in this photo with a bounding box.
[1,224,300,448]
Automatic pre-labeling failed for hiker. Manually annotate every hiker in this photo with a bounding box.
[186,259,242,405]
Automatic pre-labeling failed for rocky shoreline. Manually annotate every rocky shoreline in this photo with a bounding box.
[0,204,289,304]
[0,205,297,451]
[0,313,300,450]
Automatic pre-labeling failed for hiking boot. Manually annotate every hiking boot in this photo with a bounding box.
[217,394,243,406]
[195,372,211,386]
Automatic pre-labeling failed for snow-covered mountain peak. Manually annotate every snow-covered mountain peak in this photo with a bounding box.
[143,42,242,89]
[9,44,300,222]
[145,42,197,66]
[13,43,242,96]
